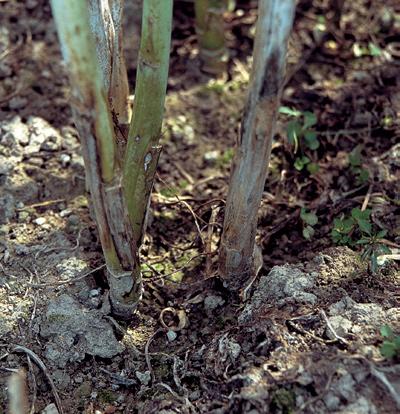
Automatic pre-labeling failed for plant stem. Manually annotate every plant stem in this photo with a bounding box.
[123,0,173,244]
[195,0,228,74]
[51,0,142,317]
[219,0,296,290]
[88,0,131,128]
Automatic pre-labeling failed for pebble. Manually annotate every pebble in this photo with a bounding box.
[28,156,44,167]
[203,150,220,164]
[41,136,61,152]
[183,125,195,144]
[59,209,72,218]
[41,403,59,414]
[60,153,71,167]
[167,330,177,342]
[8,96,28,110]
[34,217,47,226]
[67,215,80,226]
[204,295,225,311]
[135,370,151,385]
[324,391,341,410]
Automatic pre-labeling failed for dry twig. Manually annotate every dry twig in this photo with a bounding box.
[13,345,64,414]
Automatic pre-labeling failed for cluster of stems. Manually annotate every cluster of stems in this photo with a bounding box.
[50,0,172,317]
[51,0,296,316]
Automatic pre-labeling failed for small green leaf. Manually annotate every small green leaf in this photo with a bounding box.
[307,162,320,174]
[380,341,397,358]
[303,111,317,129]
[287,120,301,153]
[380,325,394,338]
[376,230,387,239]
[351,208,371,221]
[370,252,378,273]
[303,225,315,240]
[301,208,318,226]
[357,168,369,184]
[356,238,370,245]
[368,42,382,57]
[358,219,372,235]
[279,106,301,117]
[294,156,310,171]
[304,130,320,150]
[394,336,400,348]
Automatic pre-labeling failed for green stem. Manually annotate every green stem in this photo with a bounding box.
[123,0,173,243]
[51,0,142,317]
[195,0,228,74]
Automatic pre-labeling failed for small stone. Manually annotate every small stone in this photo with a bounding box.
[135,370,151,385]
[26,116,62,156]
[34,217,47,226]
[89,289,101,298]
[74,375,84,384]
[18,211,30,223]
[28,156,44,167]
[336,372,356,401]
[204,150,220,164]
[183,125,195,144]
[41,135,61,151]
[204,295,225,311]
[166,330,177,342]
[59,153,71,167]
[326,316,353,340]
[41,403,59,414]
[67,215,80,226]
[59,209,72,218]
[189,390,201,401]
[324,391,340,410]
[8,96,28,110]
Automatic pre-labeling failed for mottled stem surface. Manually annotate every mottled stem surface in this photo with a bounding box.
[51,0,172,318]
[219,0,296,289]
[195,0,228,74]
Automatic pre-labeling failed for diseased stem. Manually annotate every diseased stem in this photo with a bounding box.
[195,0,228,74]
[219,0,296,290]
[123,0,173,244]
[51,0,142,317]
[88,0,131,128]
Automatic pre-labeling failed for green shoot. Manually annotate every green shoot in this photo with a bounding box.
[300,208,318,240]
[380,325,400,359]
[279,106,320,173]
[348,145,369,185]
[331,208,390,273]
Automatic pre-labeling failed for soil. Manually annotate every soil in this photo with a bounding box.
[0,0,399,413]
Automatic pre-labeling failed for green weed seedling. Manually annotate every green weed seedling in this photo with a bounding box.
[300,208,318,240]
[279,106,319,173]
[332,208,390,272]
[348,145,369,185]
[380,325,400,359]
